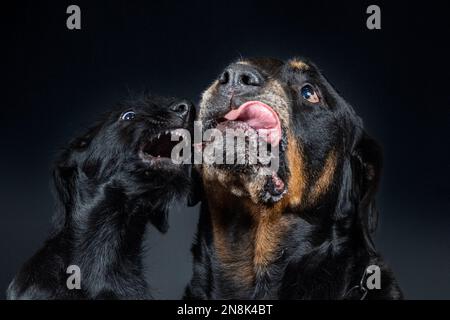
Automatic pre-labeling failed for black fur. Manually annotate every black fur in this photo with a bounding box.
[185,57,403,299]
[7,95,194,299]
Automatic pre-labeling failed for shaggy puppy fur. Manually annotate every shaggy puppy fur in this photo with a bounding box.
[7,95,194,299]
[185,57,403,299]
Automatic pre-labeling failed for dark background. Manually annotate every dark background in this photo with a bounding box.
[2,0,449,299]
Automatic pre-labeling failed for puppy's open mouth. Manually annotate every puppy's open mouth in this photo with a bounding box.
[139,130,184,163]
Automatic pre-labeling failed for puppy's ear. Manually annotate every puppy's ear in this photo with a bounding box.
[51,161,77,230]
[148,206,169,233]
[352,132,382,253]
[187,167,202,207]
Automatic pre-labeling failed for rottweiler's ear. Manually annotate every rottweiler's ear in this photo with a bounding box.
[352,132,383,253]
[148,206,169,233]
[187,167,202,207]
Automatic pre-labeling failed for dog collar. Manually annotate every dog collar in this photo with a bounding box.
[343,266,372,300]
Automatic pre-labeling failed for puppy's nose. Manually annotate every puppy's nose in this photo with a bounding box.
[170,100,195,123]
[218,64,264,90]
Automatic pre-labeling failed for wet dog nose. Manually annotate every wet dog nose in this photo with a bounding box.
[218,64,264,90]
[170,100,195,123]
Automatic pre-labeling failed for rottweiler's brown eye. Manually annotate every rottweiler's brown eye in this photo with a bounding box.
[300,85,320,103]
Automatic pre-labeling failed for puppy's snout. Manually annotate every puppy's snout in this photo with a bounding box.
[169,100,195,123]
[218,64,264,90]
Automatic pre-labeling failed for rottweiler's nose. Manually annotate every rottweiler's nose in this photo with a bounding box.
[170,100,195,123]
[218,64,264,90]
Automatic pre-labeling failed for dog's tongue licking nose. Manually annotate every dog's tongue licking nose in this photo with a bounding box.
[223,101,282,146]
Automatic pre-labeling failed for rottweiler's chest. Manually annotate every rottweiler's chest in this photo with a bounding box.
[210,207,292,298]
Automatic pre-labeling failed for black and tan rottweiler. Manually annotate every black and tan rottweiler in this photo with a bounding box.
[185,57,402,299]
[7,95,195,299]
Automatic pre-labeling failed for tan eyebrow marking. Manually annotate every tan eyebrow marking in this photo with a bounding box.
[289,59,309,71]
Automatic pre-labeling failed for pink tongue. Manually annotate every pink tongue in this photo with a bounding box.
[224,101,282,146]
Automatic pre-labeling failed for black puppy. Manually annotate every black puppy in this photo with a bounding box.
[7,95,194,299]
[186,57,402,299]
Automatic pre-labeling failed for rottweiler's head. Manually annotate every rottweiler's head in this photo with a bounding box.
[198,57,381,245]
[53,95,195,232]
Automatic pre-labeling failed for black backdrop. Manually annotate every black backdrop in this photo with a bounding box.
[1,0,449,299]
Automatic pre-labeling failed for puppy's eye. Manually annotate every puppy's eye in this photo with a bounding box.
[121,111,136,121]
[300,85,320,103]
